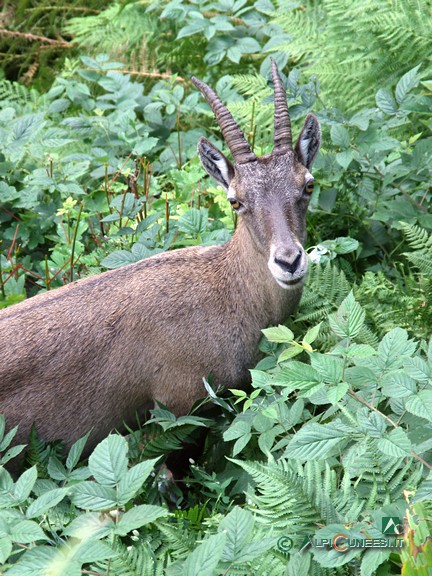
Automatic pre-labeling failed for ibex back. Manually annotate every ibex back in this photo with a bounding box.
[0,61,321,453]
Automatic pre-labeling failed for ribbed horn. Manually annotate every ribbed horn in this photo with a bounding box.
[192,76,257,165]
[271,59,292,154]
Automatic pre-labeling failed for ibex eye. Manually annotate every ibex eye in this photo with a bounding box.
[229,199,241,210]
[304,180,314,194]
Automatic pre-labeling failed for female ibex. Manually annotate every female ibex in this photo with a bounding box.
[0,61,320,453]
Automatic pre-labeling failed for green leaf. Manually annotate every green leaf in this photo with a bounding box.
[47,457,68,481]
[88,435,128,487]
[235,37,260,54]
[262,324,294,343]
[378,328,416,370]
[14,466,37,503]
[223,419,251,441]
[395,65,421,104]
[71,482,118,511]
[100,250,136,269]
[310,353,343,384]
[328,291,365,339]
[114,504,168,536]
[182,532,226,576]
[0,425,18,451]
[26,487,69,519]
[117,458,159,503]
[376,427,411,457]
[227,46,242,63]
[360,549,391,576]
[233,433,252,456]
[178,208,208,236]
[10,520,48,544]
[219,507,251,553]
[63,512,113,540]
[274,361,322,390]
[0,536,12,564]
[303,322,322,345]
[382,371,416,398]
[330,125,350,148]
[286,551,311,576]
[405,391,432,422]
[376,88,397,114]
[66,431,91,471]
[284,423,350,460]
[336,149,354,169]
[327,382,349,404]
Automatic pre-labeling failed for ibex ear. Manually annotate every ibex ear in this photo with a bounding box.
[295,113,321,169]
[198,137,234,191]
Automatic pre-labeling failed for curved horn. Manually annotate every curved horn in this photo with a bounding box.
[271,59,292,154]
[192,76,257,165]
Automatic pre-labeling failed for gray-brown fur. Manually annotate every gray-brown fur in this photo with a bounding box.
[0,62,320,453]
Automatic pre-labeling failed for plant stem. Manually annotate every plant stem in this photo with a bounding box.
[70,203,83,283]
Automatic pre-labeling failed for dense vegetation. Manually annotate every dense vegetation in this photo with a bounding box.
[0,0,431,574]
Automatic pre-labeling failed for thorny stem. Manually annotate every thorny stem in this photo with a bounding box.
[177,104,183,169]
[7,224,19,260]
[70,203,83,283]
[44,255,51,290]
[0,29,74,48]
[165,195,169,234]
[0,241,5,298]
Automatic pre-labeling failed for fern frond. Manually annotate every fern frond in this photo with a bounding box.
[271,0,432,110]
[402,222,432,275]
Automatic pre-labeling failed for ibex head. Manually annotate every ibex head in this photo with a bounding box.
[192,60,321,289]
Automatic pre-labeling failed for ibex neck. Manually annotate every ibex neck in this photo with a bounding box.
[222,219,300,326]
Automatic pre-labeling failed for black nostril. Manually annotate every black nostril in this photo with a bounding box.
[275,251,302,274]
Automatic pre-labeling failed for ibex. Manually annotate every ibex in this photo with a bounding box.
[0,61,320,456]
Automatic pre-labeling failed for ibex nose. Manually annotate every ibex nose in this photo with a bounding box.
[274,251,302,274]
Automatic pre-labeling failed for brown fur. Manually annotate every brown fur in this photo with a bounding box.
[0,71,320,454]
[0,215,301,450]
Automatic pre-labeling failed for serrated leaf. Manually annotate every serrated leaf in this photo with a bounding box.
[233,433,252,456]
[395,65,421,104]
[376,427,411,457]
[115,504,168,536]
[262,324,294,343]
[331,125,350,148]
[219,507,253,562]
[303,322,322,345]
[376,88,397,114]
[382,371,416,398]
[405,391,432,422]
[117,458,159,503]
[88,435,128,487]
[71,482,117,511]
[178,208,208,236]
[360,549,391,576]
[10,520,48,544]
[66,431,91,471]
[284,423,350,460]
[100,250,136,269]
[182,532,226,576]
[63,512,113,539]
[26,487,69,519]
[327,382,349,404]
[14,466,37,503]
[378,328,416,370]
[48,457,68,481]
[274,361,322,390]
[328,291,365,339]
[0,536,12,564]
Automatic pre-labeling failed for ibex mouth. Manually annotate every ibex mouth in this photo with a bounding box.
[275,276,305,289]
